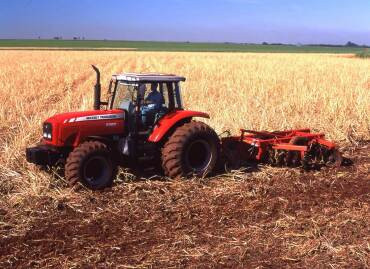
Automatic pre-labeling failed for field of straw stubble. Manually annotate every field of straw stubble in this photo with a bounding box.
[0,50,369,268]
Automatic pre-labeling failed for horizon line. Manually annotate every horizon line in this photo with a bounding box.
[0,38,369,47]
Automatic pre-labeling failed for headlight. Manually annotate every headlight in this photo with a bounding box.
[43,122,52,140]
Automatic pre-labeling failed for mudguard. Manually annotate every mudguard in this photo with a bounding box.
[148,110,210,142]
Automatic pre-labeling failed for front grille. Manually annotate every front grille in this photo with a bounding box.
[43,122,52,140]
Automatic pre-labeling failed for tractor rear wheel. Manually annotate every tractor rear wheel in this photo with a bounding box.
[65,141,117,190]
[161,121,219,178]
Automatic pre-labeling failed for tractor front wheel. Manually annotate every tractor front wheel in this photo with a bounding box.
[65,141,117,190]
[161,121,219,178]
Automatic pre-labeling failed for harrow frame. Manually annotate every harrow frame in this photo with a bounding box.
[221,129,341,169]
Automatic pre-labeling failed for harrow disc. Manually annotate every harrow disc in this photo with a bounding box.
[288,136,309,167]
[266,138,344,170]
[302,142,343,170]
[323,148,343,167]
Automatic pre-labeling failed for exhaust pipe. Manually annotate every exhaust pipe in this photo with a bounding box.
[92,65,101,110]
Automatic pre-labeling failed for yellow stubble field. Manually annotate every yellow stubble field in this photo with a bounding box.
[1,51,369,183]
[0,50,369,268]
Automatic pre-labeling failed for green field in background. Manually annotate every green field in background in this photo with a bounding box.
[0,39,368,53]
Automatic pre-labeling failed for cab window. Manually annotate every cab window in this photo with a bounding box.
[111,82,136,109]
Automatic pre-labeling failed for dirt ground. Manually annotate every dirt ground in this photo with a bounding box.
[0,144,369,268]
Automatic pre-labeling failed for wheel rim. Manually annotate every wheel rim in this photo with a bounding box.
[83,156,111,186]
[185,139,212,173]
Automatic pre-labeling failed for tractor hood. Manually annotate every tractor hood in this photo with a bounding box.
[43,109,125,147]
[46,110,124,124]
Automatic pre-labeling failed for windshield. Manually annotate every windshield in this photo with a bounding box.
[110,81,184,110]
[111,82,136,109]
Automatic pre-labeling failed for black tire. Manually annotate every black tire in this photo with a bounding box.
[161,121,219,178]
[65,141,117,190]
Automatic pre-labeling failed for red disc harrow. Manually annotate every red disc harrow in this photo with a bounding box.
[221,129,343,170]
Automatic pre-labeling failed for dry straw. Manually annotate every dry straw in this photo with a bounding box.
[0,50,369,267]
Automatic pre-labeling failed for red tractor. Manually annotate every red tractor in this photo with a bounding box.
[26,66,220,189]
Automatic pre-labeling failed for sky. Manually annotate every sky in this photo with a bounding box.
[1,0,370,45]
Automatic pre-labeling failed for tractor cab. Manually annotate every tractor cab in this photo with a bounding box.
[107,73,186,131]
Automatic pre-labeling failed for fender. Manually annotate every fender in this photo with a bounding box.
[148,110,210,143]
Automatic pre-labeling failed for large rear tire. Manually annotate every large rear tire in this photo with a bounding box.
[65,141,117,190]
[161,121,219,178]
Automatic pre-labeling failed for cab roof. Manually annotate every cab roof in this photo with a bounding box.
[112,73,186,83]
